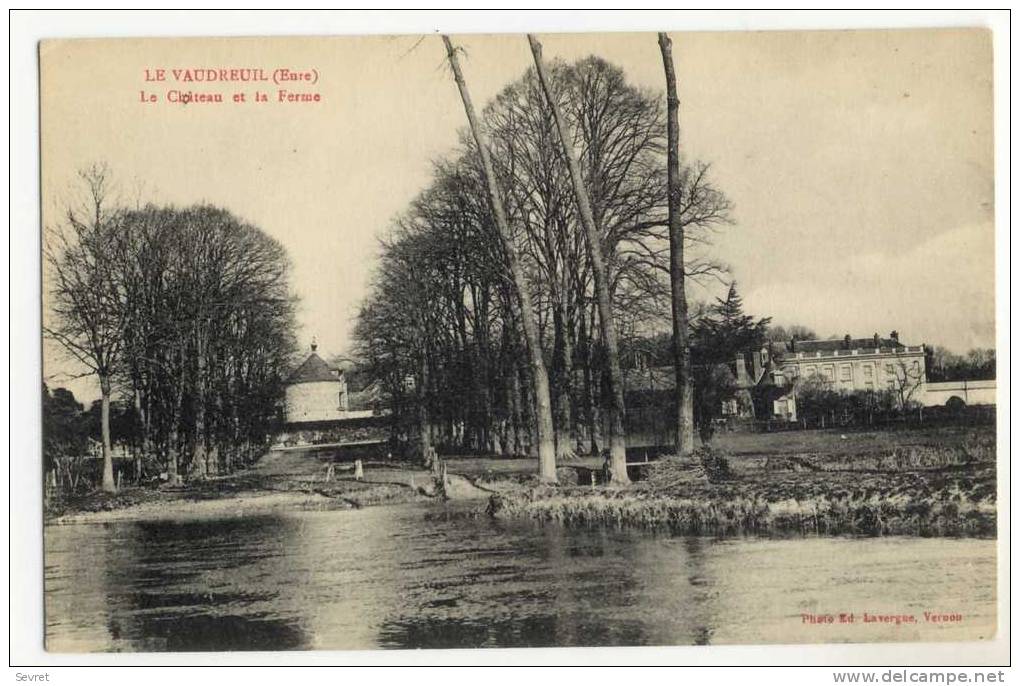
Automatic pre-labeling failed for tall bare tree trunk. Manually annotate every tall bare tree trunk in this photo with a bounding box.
[658,32,695,458]
[551,304,576,461]
[192,331,209,479]
[578,309,601,456]
[509,364,524,455]
[133,385,149,482]
[442,35,558,483]
[418,351,432,466]
[527,34,629,484]
[99,375,116,493]
[168,350,185,483]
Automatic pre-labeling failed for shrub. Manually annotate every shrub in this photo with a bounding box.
[696,446,733,482]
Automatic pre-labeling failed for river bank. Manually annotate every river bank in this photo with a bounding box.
[47,426,997,537]
[486,427,998,538]
[44,448,431,524]
[44,446,499,524]
[45,476,428,525]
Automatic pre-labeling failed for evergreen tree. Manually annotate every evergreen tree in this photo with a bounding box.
[689,283,771,441]
[692,283,771,365]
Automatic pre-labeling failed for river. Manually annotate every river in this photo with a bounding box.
[44,503,996,652]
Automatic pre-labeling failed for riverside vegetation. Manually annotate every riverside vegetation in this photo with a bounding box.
[484,425,996,538]
[47,424,996,539]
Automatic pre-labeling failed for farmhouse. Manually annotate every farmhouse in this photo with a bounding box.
[724,348,798,421]
[624,348,796,426]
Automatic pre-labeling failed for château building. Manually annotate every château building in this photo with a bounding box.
[779,332,927,395]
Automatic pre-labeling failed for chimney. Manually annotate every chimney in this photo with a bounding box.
[735,353,750,386]
[789,338,796,353]
[890,330,899,344]
[843,334,851,349]
[752,350,764,381]
[873,333,880,347]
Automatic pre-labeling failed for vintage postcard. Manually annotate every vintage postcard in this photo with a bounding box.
[38,27,998,654]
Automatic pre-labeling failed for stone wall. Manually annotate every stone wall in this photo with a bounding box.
[285,380,347,423]
[925,379,996,406]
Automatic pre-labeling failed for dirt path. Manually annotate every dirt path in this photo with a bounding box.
[257,449,494,499]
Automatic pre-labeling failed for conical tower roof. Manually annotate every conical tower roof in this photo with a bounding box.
[286,345,341,384]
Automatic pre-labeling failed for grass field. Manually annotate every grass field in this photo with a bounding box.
[709,424,991,457]
[445,424,993,473]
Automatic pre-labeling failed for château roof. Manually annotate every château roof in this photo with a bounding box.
[792,336,906,353]
[286,351,342,384]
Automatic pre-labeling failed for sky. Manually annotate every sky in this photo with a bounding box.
[40,29,995,401]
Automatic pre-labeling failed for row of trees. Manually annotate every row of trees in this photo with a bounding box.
[45,166,297,491]
[42,383,146,492]
[354,35,732,482]
[926,347,996,382]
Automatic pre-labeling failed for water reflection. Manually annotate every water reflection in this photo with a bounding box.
[45,503,996,652]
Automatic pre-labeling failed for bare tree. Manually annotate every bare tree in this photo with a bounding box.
[354,48,731,474]
[44,164,124,492]
[891,356,926,408]
[528,34,630,483]
[442,35,558,482]
[657,33,696,458]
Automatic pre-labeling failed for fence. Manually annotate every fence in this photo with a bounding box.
[720,404,995,434]
[623,398,994,445]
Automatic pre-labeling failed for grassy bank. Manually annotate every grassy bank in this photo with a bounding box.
[487,426,997,538]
